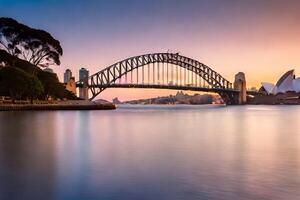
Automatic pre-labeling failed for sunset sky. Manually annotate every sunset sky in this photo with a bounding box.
[1,0,300,101]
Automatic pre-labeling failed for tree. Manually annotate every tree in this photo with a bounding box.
[0,17,63,69]
[0,17,77,101]
[27,75,44,102]
[0,50,78,101]
[0,66,44,101]
[0,49,40,73]
[37,70,78,100]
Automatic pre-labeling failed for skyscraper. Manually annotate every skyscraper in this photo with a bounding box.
[79,68,89,100]
[64,69,72,83]
[79,68,89,82]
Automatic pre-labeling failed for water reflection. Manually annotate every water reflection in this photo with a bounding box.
[0,106,300,200]
[0,112,58,200]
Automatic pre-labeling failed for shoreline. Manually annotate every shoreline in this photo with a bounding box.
[0,102,116,111]
[2,102,299,111]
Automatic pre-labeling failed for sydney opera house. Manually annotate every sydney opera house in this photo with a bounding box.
[252,69,300,104]
[261,70,300,94]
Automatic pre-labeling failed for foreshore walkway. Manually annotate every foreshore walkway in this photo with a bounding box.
[0,100,116,111]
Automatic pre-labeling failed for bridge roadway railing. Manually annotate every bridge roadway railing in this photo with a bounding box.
[88,83,239,93]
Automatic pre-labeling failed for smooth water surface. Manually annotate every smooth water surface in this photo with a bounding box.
[1,105,300,200]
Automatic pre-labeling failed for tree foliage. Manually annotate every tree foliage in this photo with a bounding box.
[0,49,40,73]
[0,17,63,68]
[0,18,78,101]
[0,66,44,100]
[0,49,78,101]
[37,71,78,100]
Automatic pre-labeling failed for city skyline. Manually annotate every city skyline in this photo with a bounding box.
[1,0,300,100]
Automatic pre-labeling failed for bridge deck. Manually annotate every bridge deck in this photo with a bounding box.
[87,83,258,95]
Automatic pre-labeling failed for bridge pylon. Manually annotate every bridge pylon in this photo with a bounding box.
[234,72,247,104]
[78,79,89,100]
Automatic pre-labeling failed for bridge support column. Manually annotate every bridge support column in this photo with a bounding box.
[79,87,89,100]
[79,79,89,100]
[234,72,247,104]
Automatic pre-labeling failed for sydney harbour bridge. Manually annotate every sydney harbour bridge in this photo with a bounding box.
[77,53,258,105]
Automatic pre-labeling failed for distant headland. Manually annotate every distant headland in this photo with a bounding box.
[113,91,223,105]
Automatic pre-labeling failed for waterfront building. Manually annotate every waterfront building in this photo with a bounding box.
[261,69,300,94]
[79,68,89,100]
[79,68,89,82]
[65,77,76,95]
[64,69,72,83]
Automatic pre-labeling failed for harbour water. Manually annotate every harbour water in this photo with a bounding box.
[1,105,300,200]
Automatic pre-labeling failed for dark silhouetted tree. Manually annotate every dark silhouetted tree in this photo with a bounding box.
[0,17,63,69]
[37,71,78,100]
[0,66,44,101]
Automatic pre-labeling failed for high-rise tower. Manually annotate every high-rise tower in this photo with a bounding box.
[64,69,72,83]
[79,68,89,100]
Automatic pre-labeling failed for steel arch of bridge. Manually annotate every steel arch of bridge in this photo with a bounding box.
[84,53,235,101]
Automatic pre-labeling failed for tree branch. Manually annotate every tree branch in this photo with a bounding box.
[34,52,49,66]
[0,39,11,54]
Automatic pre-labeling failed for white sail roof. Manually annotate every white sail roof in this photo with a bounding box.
[261,82,275,94]
[261,69,300,94]
[293,78,300,92]
[275,70,294,93]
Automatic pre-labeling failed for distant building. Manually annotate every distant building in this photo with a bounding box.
[79,68,89,82]
[175,91,186,100]
[64,69,72,83]
[43,67,54,73]
[65,77,76,95]
[79,68,89,100]
[112,97,122,104]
